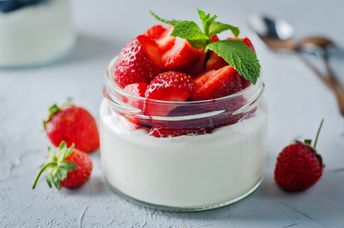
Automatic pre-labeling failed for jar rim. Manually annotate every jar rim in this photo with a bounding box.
[105,56,264,105]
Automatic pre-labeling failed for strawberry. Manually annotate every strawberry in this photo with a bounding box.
[210,35,219,42]
[32,142,92,190]
[149,127,210,138]
[241,37,255,52]
[44,102,99,153]
[161,38,200,71]
[189,49,207,76]
[143,24,167,40]
[124,82,148,97]
[206,37,256,71]
[192,66,243,100]
[156,27,175,53]
[144,71,194,116]
[274,120,325,192]
[114,35,161,88]
[205,51,228,71]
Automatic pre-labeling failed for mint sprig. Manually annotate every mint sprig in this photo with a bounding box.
[150,9,261,84]
[206,40,261,83]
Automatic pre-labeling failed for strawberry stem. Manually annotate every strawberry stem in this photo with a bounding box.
[32,162,56,189]
[313,119,324,149]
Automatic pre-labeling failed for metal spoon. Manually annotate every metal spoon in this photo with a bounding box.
[248,15,344,115]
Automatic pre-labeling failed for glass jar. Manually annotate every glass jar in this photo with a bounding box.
[0,0,75,68]
[100,57,268,211]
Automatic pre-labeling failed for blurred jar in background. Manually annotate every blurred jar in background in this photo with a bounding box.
[0,0,75,68]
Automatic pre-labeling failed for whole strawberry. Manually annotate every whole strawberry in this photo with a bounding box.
[274,119,325,192]
[44,101,99,153]
[32,142,93,190]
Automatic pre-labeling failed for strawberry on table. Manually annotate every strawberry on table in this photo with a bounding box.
[32,142,92,190]
[144,71,194,116]
[114,35,161,88]
[274,120,325,192]
[192,66,242,100]
[44,101,99,153]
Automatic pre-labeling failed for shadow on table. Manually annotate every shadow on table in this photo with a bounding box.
[55,33,121,66]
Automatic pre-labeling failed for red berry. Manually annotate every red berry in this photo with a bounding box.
[114,35,161,88]
[274,120,325,192]
[32,142,92,190]
[124,82,148,97]
[241,37,255,52]
[227,37,256,52]
[61,149,93,189]
[189,49,207,76]
[205,51,228,71]
[161,38,200,71]
[144,71,194,116]
[192,66,243,100]
[156,27,175,53]
[44,103,99,153]
[143,24,167,40]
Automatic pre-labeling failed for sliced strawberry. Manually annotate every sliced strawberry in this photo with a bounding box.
[144,71,194,116]
[210,35,219,42]
[143,24,167,40]
[124,82,148,97]
[123,82,148,111]
[114,35,161,88]
[189,49,207,76]
[149,127,210,138]
[192,66,243,100]
[205,51,228,71]
[156,27,175,53]
[161,38,200,71]
[241,78,251,89]
[241,37,255,52]
[227,37,256,52]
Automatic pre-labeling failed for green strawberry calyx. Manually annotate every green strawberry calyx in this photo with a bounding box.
[43,98,74,128]
[32,141,78,190]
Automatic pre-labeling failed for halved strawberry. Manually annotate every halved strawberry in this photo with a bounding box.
[114,35,161,88]
[206,37,256,71]
[143,24,167,40]
[156,27,175,52]
[210,35,219,42]
[123,82,147,109]
[189,49,207,76]
[144,71,194,116]
[205,51,228,71]
[124,82,148,97]
[192,66,243,100]
[161,38,200,71]
[241,37,255,52]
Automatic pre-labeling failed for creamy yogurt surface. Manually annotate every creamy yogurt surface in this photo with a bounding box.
[100,100,267,209]
[0,0,75,67]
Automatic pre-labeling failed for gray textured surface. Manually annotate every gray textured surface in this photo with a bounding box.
[1,0,344,227]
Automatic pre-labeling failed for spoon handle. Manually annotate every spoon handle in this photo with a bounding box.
[293,50,344,116]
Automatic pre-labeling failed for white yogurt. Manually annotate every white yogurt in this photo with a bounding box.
[0,0,75,67]
[100,99,267,209]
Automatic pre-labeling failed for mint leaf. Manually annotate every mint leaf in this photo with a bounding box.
[209,21,240,37]
[171,21,209,41]
[197,9,217,36]
[206,40,261,84]
[150,11,176,25]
